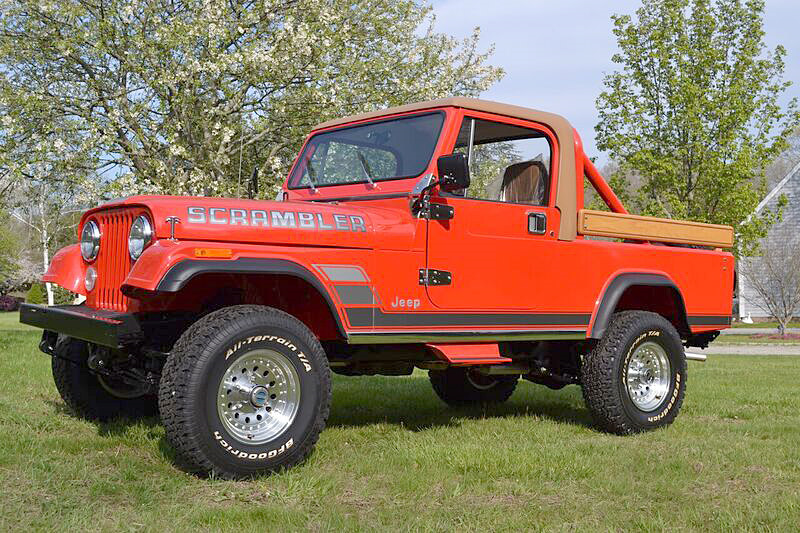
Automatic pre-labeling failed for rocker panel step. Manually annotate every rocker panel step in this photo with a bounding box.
[425,343,512,365]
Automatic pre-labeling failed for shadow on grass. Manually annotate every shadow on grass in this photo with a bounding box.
[326,375,593,432]
[46,398,207,477]
[46,374,594,477]
[45,398,162,437]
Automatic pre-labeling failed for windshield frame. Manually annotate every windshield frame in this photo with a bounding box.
[287,111,446,191]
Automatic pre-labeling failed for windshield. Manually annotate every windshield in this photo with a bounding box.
[288,112,444,189]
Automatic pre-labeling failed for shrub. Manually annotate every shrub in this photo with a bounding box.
[0,294,22,311]
[53,286,76,305]
[26,283,45,305]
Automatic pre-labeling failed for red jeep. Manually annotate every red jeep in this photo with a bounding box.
[21,98,734,478]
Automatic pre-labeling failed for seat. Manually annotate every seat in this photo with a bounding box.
[498,159,548,205]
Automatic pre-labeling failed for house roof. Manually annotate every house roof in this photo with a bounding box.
[754,159,800,214]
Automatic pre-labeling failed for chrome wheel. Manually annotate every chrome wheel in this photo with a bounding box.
[625,341,671,412]
[217,349,301,445]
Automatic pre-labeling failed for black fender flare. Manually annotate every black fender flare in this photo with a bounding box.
[155,258,346,339]
[589,273,689,339]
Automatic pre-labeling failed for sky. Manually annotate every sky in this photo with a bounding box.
[430,0,800,164]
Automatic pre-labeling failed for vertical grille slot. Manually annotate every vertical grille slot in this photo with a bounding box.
[87,209,137,312]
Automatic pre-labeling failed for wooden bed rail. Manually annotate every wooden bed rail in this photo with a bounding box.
[578,209,734,248]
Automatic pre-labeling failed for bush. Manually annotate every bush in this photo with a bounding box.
[26,283,45,305]
[53,286,76,305]
[24,283,76,306]
[0,294,22,311]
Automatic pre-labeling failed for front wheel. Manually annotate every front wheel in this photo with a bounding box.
[581,311,686,434]
[51,337,158,421]
[158,305,331,479]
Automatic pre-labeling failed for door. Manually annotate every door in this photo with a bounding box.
[425,113,561,311]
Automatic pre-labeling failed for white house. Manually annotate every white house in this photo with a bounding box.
[737,160,800,319]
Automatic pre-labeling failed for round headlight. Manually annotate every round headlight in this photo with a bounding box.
[128,215,153,261]
[80,220,101,262]
[84,266,97,292]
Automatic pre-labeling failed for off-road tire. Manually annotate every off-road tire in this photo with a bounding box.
[581,311,687,435]
[429,367,518,406]
[158,305,331,479]
[51,337,158,421]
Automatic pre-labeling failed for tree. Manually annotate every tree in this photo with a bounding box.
[4,122,94,305]
[0,0,502,200]
[0,213,21,290]
[740,237,800,336]
[595,0,800,254]
[1,92,98,305]
[9,177,88,305]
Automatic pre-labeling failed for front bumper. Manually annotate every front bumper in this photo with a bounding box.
[19,304,143,349]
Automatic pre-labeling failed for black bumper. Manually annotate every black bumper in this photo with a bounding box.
[19,304,143,349]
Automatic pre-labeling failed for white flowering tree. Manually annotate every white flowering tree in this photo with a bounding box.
[0,95,101,304]
[9,179,89,305]
[0,0,503,199]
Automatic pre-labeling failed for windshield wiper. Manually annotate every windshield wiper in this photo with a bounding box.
[357,151,377,188]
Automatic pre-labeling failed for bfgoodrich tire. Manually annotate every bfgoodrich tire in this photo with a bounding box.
[581,311,687,435]
[158,305,331,479]
[51,337,158,421]
[429,367,518,406]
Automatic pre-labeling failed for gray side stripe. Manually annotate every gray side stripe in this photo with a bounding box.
[335,285,375,305]
[687,315,731,326]
[319,265,368,282]
[345,308,592,328]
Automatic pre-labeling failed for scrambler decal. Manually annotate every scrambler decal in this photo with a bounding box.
[225,335,312,372]
[214,431,294,460]
[187,206,366,232]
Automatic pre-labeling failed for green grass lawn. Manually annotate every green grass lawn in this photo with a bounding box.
[716,334,800,345]
[1,327,799,530]
[0,311,35,332]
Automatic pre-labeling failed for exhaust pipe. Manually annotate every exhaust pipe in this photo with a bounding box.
[685,351,707,362]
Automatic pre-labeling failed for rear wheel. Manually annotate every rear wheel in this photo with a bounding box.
[581,311,686,434]
[429,367,518,406]
[51,337,157,421]
[158,305,331,479]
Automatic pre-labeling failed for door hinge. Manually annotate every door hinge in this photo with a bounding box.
[419,268,452,286]
[414,197,454,220]
[426,203,454,220]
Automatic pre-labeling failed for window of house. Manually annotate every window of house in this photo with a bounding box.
[453,117,552,205]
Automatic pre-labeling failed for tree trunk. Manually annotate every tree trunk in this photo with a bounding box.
[42,233,54,306]
[39,194,54,306]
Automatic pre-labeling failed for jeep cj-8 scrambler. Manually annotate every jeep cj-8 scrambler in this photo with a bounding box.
[21,98,734,478]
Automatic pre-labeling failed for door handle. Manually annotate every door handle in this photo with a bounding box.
[528,212,547,235]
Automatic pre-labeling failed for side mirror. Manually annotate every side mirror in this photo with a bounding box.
[436,153,470,192]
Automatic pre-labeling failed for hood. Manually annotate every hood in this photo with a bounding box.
[82,195,378,249]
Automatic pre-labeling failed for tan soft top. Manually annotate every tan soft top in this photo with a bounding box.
[313,97,579,241]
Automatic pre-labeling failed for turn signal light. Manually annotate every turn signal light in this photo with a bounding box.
[194,248,233,258]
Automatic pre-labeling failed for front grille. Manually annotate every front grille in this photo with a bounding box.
[85,208,139,312]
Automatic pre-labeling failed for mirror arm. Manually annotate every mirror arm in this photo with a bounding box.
[411,176,441,216]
